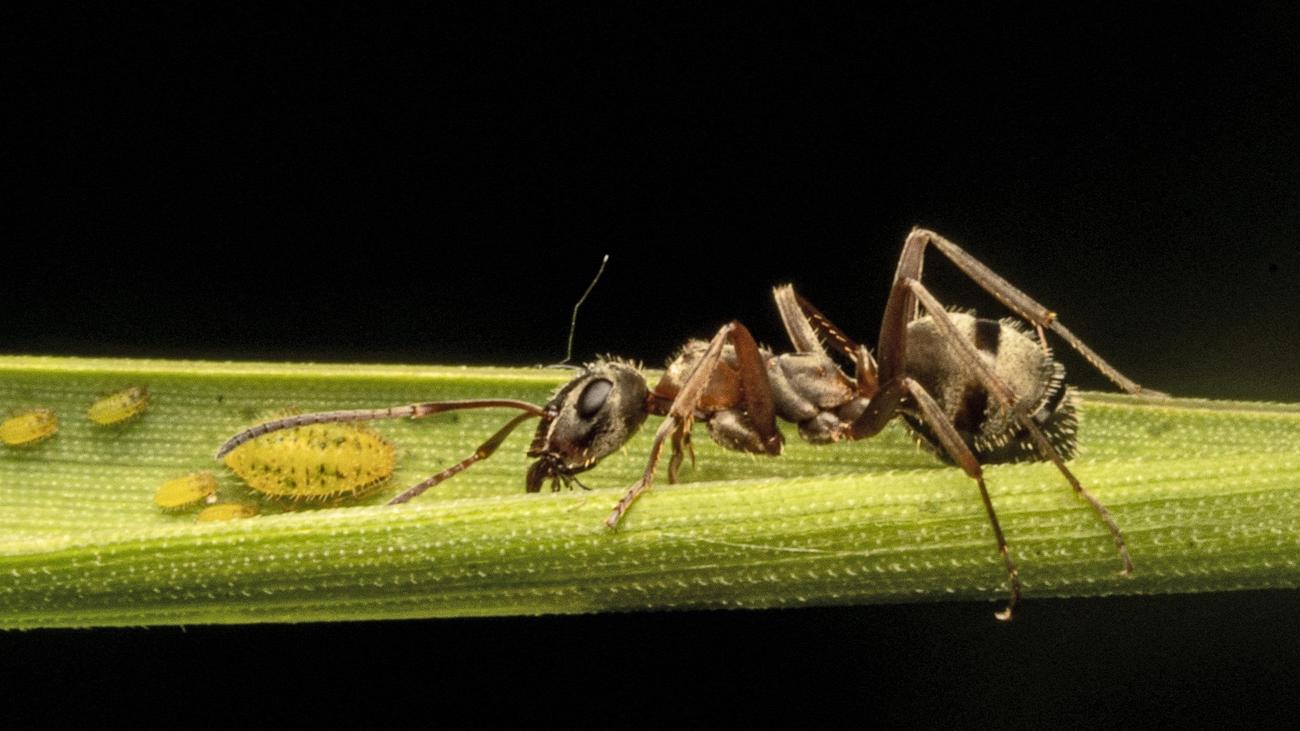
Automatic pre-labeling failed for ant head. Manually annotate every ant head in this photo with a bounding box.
[525,360,649,492]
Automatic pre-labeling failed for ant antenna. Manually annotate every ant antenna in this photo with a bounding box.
[548,254,609,368]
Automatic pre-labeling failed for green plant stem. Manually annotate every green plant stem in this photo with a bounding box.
[1,355,1298,628]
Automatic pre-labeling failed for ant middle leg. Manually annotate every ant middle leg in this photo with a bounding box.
[605,321,782,528]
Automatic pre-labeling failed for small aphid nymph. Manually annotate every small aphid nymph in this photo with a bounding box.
[153,471,219,510]
[196,503,259,522]
[222,421,397,500]
[0,408,60,447]
[88,386,151,426]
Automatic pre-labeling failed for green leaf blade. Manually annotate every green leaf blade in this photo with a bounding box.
[2,356,1299,628]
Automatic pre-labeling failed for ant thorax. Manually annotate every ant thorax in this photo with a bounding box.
[655,339,869,449]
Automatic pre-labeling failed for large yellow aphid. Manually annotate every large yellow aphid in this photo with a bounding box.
[87,386,150,426]
[222,421,397,500]
[196,503,259,522]
[153,471,218,510]
[0,408,59,446]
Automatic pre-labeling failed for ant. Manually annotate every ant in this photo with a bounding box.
[215,229,1164,619]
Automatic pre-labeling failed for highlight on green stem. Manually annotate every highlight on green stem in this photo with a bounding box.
[0,354,1298,629]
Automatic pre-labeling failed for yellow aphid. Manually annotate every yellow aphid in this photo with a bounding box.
[88,386,150,425]
[222,422,396,500]
[196,503,259,522]
[0,408,59,446]
[153,471,218,510]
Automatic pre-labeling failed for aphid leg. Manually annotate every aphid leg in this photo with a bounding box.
[215,399,545,458]
[899,278,1133,576]
[889,228,1165,397]
[862,375,1023,618]
[389,412,539,504]
[605,321,782,528]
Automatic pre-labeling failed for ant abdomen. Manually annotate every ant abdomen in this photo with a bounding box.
[900,313,1077,464]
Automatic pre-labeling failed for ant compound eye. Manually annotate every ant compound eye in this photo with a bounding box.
[577,378,614,419]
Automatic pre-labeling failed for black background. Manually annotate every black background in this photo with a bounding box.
[3,2,1299,726]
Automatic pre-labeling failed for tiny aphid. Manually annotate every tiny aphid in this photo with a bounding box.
[88,386,150,426]
[153,471,218,510]
[222,421,396,500]
[0,408,59,446]
[196,503,259,522]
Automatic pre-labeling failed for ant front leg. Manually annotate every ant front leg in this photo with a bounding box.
[389,412,539,504]
[605,321,782,528]
[214,399,546,505]
[215,399,546,459]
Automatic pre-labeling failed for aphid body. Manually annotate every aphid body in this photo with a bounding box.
[88,386,150,425]
[153,471,218,510]
[222,421,396,500]
[0,408,59,446]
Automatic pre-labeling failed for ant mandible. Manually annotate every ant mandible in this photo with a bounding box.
[215,228,1165,619]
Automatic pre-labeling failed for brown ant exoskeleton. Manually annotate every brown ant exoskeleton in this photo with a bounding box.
[213,229,1164,619]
